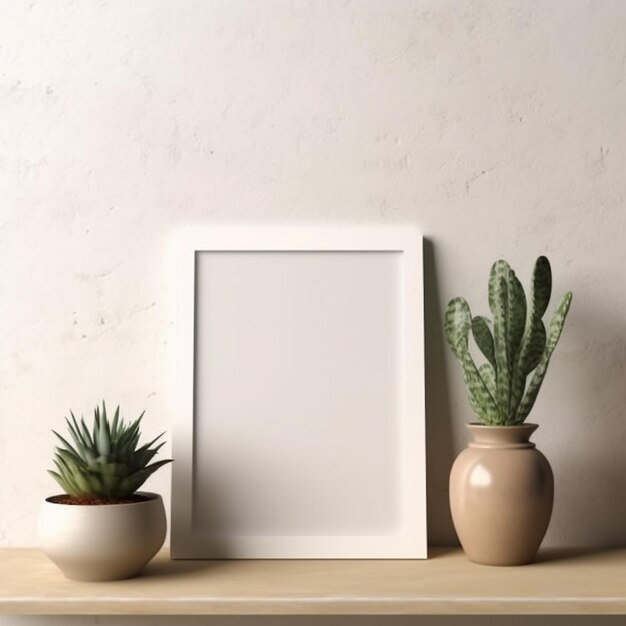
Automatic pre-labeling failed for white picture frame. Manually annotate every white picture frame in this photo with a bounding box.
[168,225,426,559]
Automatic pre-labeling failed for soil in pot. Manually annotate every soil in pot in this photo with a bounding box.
[50,494,151,506]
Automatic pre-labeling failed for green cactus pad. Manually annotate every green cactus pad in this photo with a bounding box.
[446,257,572,425]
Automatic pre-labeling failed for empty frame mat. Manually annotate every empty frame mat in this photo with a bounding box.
[171,229,425,558]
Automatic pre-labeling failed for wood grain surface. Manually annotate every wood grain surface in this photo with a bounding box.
[0,547,624,615]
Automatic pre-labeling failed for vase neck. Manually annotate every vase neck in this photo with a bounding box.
[467,423,538,449]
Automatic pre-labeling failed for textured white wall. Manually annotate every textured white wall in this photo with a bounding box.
[1,0,625,622]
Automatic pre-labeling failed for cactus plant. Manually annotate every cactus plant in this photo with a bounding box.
[444,257,572,425]
[48,403,172,500]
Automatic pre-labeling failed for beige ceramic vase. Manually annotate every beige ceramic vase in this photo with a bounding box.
[449,423,553,566]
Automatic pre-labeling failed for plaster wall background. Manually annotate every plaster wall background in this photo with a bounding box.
[1,1,626,624]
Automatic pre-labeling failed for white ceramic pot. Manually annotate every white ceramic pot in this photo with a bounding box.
[39,491,166,581]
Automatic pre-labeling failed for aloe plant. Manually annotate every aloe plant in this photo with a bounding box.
[49,403,172,499]
[444,257,572,425]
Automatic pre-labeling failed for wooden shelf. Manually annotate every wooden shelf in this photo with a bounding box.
[1,547,625,615]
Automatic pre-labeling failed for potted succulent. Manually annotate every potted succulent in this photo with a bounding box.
[444,256,572,566]
[39,403,172,581]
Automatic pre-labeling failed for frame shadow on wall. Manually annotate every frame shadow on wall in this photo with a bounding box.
[548,299,626,548]
[423,238,457,547]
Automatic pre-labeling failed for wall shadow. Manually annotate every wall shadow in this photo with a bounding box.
[544,299,626,548]
[142,555,225,579]
[423,239,458,547]
[533,546,621,564]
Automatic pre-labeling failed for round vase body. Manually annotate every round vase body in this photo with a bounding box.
[39,491,166,581]
[449,424,553,566]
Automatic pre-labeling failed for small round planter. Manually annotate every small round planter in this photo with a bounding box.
[449,423,553,566]
[39,491,166,581]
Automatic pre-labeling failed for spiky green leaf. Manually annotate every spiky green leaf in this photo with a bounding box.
[49,404,172,498]
[117,460,173,495]
[111,406,120,439]
[77,414,95,450]
[48,470,74,495]
[96,416,111,457]
[52,431,84,463]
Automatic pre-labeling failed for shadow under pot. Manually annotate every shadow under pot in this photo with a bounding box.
[449,423,553,566]
[38,491,166,581]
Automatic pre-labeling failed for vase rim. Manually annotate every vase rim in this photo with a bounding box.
[466,423,538,447]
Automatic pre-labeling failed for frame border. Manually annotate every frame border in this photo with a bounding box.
[168,225,426,559]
